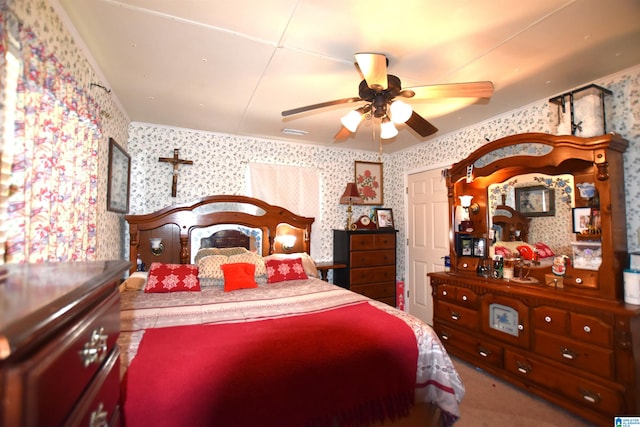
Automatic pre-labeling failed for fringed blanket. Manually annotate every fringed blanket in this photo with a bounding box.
[123,303,417,427]
[119,278,464,426]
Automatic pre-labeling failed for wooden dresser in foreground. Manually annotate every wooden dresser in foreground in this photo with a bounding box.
[333,229,397,306]
[0,260,129,427]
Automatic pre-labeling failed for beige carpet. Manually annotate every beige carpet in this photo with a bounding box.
[452,357,598,427]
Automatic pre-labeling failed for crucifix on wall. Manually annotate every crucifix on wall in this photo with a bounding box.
[158,148,193,197]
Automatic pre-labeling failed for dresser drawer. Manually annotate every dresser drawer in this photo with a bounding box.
[435,301,480,330]
[24,291,120,427]
[533,306,568,335]
[533,330,614,379]
[351,282,395,300]
[349,233,395,250]
[505,349,624,416]
[64,347,121,427]
[435,324,503,368]
[350,250,395,267]
[434,284,457,303]
[569,312,612,347]
[349,265,395,285]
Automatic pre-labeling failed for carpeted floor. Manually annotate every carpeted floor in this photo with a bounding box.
[452,357,598,427]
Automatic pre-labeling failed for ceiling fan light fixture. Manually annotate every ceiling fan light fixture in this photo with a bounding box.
[390,100,412,124]
[380,117,398,139]
[341,109,364,132]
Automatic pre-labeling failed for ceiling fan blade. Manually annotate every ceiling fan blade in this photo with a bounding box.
[404,111,438,137]
[406,81,494,100]
[282,97,362,117]
[355,53,388,91]
[333,126,352,141]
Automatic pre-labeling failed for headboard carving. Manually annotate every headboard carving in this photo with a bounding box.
[125,195,314,274]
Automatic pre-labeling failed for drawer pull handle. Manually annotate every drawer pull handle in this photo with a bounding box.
[450,311,460,321]
[478,346,491,358]
[561,347,577,360]
[90,402,109,427]
[516,361,531,374]
[579,388,601,404]
[544,316,552,323]
[79,327,108,367]
[441,332,450,341]
[583,325,591,333]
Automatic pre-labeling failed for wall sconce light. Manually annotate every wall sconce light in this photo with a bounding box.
[277,235,297,252]
[149,237,164,256]
[459,195,480,216]
[340,182,363,230]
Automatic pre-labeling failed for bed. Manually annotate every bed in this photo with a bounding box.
[122,195,464,427]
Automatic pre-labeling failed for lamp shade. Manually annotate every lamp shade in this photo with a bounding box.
[380,117,398,139]
[390,100,412,124]
[340,182,362,205]
[341,110,364,132]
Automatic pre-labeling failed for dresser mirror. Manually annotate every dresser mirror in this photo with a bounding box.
[487,173,576,256]
[446,133,628,301]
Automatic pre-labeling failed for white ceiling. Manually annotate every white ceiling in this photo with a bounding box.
[54,0,640,153]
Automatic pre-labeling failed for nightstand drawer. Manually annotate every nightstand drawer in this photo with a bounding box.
[350,249,395,267]
[24,292,120,427]
[349,265,395,285]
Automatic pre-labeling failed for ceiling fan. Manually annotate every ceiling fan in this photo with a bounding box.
[282,53,494,140]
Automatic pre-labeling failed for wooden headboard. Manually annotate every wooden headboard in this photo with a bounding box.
[125,195,314,274]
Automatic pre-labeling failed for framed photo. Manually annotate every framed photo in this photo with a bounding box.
[473,238,486,257]
[354,161,383,205]
[107,138,131,213]
[459,236,473,256]
[572,207,592,233]
[515,185,555,217]
[375,208,394,228]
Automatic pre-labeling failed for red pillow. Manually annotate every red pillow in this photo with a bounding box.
[535,242,555,258]
[145,263,201,293]
[265,257,308,283]
[221,262,258,292]
[494,246,512,258]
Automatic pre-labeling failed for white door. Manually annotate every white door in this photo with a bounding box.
[406,168,450,325]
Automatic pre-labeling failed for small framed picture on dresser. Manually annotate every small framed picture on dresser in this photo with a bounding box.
[375,208,394,228]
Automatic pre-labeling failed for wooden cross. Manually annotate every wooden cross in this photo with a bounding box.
[158,149,193,197]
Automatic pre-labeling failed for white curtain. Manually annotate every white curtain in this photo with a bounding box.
[248,163,320,256]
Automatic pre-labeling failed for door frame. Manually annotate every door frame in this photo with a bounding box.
[402,161,452,305]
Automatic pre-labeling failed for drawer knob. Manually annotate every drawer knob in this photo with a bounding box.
[79,327,108,367]
[561,347,577,360]
[544,316,552,323]
[90,402,109,427]
[462,263,468,268]
[518,324,524,331]
[516,360,532,374]
[478,346,491,358]
[575,277,583,284]
[583,325,591,333]
[442,290,448,296]
[462,295,468,301]
[579,388,601,404]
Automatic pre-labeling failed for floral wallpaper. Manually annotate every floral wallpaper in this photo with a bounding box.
[9,0,640,280]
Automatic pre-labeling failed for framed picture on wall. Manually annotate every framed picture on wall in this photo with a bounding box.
[354,161,383,205]
[572,207,592,233]
[515,185,555,217]
[107,138,131,214]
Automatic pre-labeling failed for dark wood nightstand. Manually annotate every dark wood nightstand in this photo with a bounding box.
[315,261,347,282]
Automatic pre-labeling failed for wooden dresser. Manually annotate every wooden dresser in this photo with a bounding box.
[0,260,129,427]
[333,229,397,306]
[429,133,640,425]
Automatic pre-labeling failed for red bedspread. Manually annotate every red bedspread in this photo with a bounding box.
[123,302,418,427]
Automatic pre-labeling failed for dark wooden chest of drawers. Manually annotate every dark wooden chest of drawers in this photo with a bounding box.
[333,229,397,306]
[0,260,129,427]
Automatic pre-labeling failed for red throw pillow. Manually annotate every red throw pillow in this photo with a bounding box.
[494,246,512,258]
[265,258,308,283]
[145,263,201,293]
[221,262,258,292]
[535,242,555,258]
